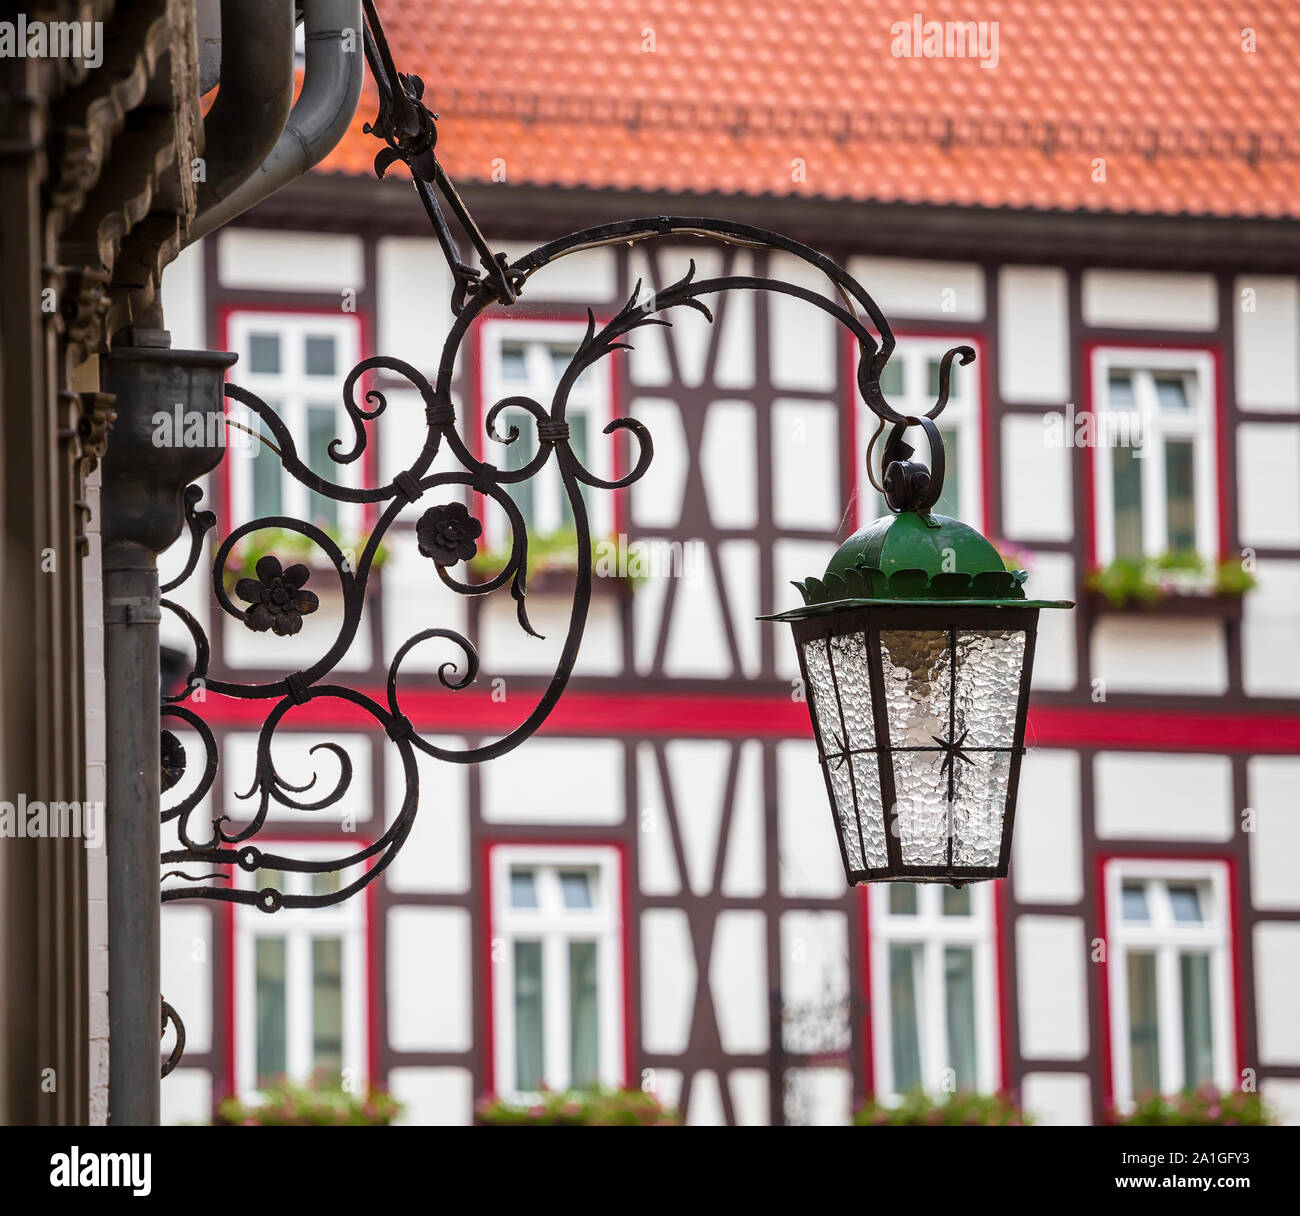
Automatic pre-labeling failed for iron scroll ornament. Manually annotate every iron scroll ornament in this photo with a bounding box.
[157,218,973,914]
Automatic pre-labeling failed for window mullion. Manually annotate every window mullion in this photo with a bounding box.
[544,931,569,1089]
[1156,944,1183,1093]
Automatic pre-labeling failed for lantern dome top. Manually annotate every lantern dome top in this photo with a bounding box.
[763,511,1074,620]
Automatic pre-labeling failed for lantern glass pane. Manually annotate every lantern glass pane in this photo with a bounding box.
[892,750,948,866]
[950,751,1012,867]
[825,751,888,872]
[828,634,876,749]
[955,630,1026,747]
[881,631,951,747]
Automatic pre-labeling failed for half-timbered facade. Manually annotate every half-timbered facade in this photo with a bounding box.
[155,0,1300,1126]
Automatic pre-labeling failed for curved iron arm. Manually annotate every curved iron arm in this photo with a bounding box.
[157,0,973,1071]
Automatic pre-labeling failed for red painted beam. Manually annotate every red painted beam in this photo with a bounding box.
[194,687,1300,752]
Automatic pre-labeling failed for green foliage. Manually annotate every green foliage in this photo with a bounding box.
[468,527,644,588]
[223,525,387,590]
[475,1086,678,1126]
[1087,551,1257,608]
[215,1076,402,1126]
[854,1089,1031,1126]
[1109,1087,1273,1126]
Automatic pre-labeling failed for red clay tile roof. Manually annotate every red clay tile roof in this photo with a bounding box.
[319,0,1300,219]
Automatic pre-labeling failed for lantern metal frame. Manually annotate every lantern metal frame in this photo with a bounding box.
[788,604,1039,886]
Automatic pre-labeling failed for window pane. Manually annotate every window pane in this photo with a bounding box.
[1127,951,1160,1097]
[252,416,283,519]
[558,415,589,530]
[942,886,972,916]
[509,869,538,909]
[310,870,340,898]
[502,407,536,528]
[255,936,287,1086]
[878,358,904,398]
[500,342,527,380]
[306,406,339,528]
[569,941,600,1087]
[304,335,337,377]
[1164,438,1196,554]
[888,944,923,1093]
[311,936,344,1083]
[1122,883,1150,922]
[513,941,545,1091]
[1111,443,1144,559]
[935,427,960,518]
[889,884,918,916]
[549,344,579,383]
[254,867,287,893]
[1107,371,1136,408]
[944,946,978,1089]
[248,333,281,375]
[1168,884,1203,924]
[927,358,943,399]
[1180,952,1214,1088]
[1154,375,1192,412]
[559,870,594,909]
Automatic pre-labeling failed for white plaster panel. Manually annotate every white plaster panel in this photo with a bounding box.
[377,236,452,375]
[387,907,472,1052]
[718,540,761,677]
[769,253,836,391]
[161,1068,212,1126]
[1261,1078,1300,1127]
[641,909,696,1053]
[632,561,671,675]
[777,739,846,897]
[786,1067,853,1125]
[662,560,732,678]
[1082,269,1217,331]
[496,241,615,302]
[850,256,984,321]
[702,399,757,528]
[1238,423,1300,547]
[1016,916,1088,1059]
[478,592,622,676]
[482,738,624,823]
[1235,276,1300,412]
[709,912,769,1053]
[714,266,756,389]
[1095,752,1233,841]
[160,239,205,349]
[665,740,731,894]
[1001,415,1072,540]
[772,539,837,679]
[385,740,468,894]
[780,910,849,1006]
[161,906,212,1055]
[772,399,841,529]
[380,534,466,669]
[1091,616,1228,695]
[630,248,726,388]
[636,741,679,895]
[1254,923,1300,1064]
[629,398,686,527]
[685,1070,726,1125]
[390,1066,474,1125]
[721,741,765,896]
[1024,551,1076,690]
[1243,559,1300,696]
[1012,749,1082,904]
[999,266,1069,403]
[729,1069,771,1125]
[219,229,364,293]
[1249,757,1300,910]
[1021,1072,1093,1126]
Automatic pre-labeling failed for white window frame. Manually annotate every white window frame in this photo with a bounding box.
[233,843,368,1099]
[479,319,615,545]
[489,843,624,1098]
[869,882,1000,1098]
[226,311,364,536]
[1091,347,1218,565]
[1104,858,1235,1109]
[856,335,983,527]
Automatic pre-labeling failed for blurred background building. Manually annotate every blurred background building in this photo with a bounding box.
[153,1,1300,1124]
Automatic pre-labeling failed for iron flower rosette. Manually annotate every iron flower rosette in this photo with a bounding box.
[765,511,1071,887]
